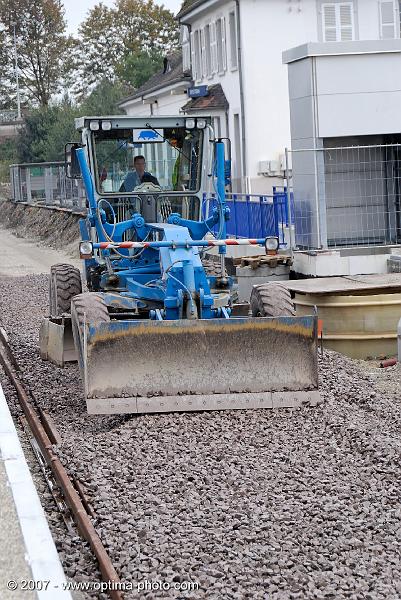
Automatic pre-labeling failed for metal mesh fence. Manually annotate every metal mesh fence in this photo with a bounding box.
[288,144,401,250]
[202,188,294,248]
[10,162,86,210]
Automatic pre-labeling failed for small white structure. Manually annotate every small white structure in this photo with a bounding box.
[284,40,401,255]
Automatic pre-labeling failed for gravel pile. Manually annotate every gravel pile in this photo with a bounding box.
[1,273,401,599]
[0,199,81,257]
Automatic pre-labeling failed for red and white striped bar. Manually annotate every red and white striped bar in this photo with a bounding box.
[93,238,267,250]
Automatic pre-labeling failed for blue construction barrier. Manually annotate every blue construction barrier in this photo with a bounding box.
[202,187,294,247]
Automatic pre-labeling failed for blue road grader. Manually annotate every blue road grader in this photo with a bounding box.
[40,115,319,414]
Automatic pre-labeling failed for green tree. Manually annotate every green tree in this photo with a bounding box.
[115,49,163,88]
[76,0,179,94]
[16,101,78,162]
[0,0,75,107]
[80,79,131,115]
[14,79,131,164]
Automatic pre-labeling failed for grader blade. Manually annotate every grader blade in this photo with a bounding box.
[77,315,320,415]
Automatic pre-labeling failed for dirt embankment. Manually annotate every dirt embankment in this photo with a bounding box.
[0,199,82,258]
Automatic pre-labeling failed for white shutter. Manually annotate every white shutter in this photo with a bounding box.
[200,28,206,77]
[322,3,354,41]
[322,4,337,41]
[380,1,396,38]
[221,17,227,71]
[182,42,191,72]
[210,22,218,74]
[205,24,211,76]
[190,32,197,80]
[339,4,354,40]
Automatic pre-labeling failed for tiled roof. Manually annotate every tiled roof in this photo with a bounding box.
[182,84,229,112]
[177,0,207,19]
[118,52,191,106]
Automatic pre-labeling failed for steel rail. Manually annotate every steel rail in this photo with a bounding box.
[0,330,123,600]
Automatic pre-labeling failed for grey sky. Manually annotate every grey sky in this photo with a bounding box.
[64,0,183,34]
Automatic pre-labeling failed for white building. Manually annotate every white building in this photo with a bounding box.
[120,0,401,194]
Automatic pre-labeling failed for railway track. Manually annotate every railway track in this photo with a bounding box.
[0,324,123,600]
[1,272,401,598]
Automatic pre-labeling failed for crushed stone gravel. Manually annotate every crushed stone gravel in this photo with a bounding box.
[0,273,401,599]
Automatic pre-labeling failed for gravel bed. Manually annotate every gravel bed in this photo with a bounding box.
[1,273,401,599]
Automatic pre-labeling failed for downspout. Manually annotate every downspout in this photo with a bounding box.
[225,110,232,193]
[235,0,247,191]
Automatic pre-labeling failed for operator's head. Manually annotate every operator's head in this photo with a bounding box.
[134,155,146,177]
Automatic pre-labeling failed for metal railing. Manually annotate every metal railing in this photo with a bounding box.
[9,161,295,247]
[10,162,86,210]
[288,143,401,250]
[0,110,20,123]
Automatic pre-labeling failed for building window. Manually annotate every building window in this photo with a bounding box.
[322,3,354,41]
[215,17,227,73]
[379,1,396,38]
[229,11,238,69]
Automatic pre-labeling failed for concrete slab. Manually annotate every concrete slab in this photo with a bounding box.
[283,274,401,295]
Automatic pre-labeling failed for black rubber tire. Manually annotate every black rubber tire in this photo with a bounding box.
[71,293,110,328]
[202,258,228,278]
[71,293,110,371]
[250,282,295,317]
[49,263,82,316]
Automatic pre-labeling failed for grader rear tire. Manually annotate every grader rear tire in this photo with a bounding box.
[49,264,82,316]
[250,282,295,317]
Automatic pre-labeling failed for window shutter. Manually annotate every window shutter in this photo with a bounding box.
[183,42,191,72]
[380,1,396,38]
[229,11,238,69]
[201,28,207,77]
[205,24,211,76]
[210,22,218,74]
[221,17,227,71]
[339,4,353,40]
[322,4,337,41]
[190,32,197,80]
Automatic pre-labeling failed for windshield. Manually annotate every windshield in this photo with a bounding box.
[93,126,203,194]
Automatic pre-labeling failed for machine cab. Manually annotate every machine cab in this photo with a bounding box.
[72,115,212,224]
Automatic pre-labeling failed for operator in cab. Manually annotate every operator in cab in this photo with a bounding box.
[119,155,159,192]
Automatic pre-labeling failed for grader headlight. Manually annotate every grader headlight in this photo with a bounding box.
[79,241,93,259]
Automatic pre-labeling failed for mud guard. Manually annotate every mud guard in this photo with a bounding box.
[39,317,77,367]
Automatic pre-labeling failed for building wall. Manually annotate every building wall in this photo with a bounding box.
[182,0,243,188]
[240,0,319,192]
[119,88,188,118]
